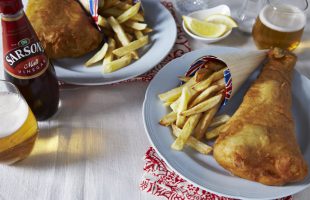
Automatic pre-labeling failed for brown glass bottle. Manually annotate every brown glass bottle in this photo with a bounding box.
[0,0,59,121]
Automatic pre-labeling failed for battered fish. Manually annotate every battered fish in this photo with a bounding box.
[213,48,308,186]
[26,0,103,59]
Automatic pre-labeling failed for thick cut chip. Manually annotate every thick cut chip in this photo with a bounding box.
[103,38,116,66]
[103,54,132,73]
[112,36,149,57]
[181,94,222,117]
[117,2,141,23]
[171,113,202,151]
[85,43,108,67]
[172,124,212,155]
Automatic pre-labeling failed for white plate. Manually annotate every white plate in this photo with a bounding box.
[143,47,310,200]
[1,0,177,85]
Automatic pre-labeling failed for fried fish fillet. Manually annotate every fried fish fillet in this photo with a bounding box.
[26,0,103,59]
[213,49,308,186]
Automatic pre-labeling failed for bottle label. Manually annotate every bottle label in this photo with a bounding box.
[2,13,49,79]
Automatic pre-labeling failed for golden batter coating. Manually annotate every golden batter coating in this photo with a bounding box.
[26,0,103,59]
[213,49,308,186]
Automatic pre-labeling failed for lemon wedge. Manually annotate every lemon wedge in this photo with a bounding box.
[183,16,227,38]
[205,14,238,29]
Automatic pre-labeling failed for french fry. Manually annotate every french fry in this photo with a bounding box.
[171,113,201,151]
[134,30,144,39]
[163,100,175,107]
[112,35,148,57]
[158,76,196,102]
[194,68,213,82]
[108,16,130,44]
[159,111,177,126]
[142,27,153,34]
[124,20,147,30]
[170,98,180,113]
[170,87,200,113]
[192,74,213,92]
[133,13,145,22]
[171,124,212,155]
[85,43,108,67]
[205,60,227,71]
[107,16,139,59]
[178,76,191,82]
[103,54,132,73]
[176,86,191,128]
[212,78,225,87]
[209,114,230,128]
[117,2,141,23]
[181,94,222,117]
[103,38,116,66]
[98,15,109,28]
[189,84,225,108]
[193,102,221,139]
[101,7,143,21]
[192,68,227,92]
[205,124,225,140]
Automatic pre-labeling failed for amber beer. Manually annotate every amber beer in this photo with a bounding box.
[252,4,306,50]
[0,0,59,120]
[0,81,38,164]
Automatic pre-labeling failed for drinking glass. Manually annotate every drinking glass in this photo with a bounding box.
[173,0,209,15]
[0,80,38,164]
[237,0,267,33]
[252,0,308,50]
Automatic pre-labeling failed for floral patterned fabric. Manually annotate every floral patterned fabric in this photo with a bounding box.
[140,147,293,200]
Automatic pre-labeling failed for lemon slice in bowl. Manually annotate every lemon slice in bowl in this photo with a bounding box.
[183,16,227,38]
[205,14,238,29]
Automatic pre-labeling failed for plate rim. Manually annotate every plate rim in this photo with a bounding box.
[142,47,310,200]
[53,0,177,86]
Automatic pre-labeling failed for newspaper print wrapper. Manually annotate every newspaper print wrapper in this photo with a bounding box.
[185,50,267,106]
[79,0,101,25]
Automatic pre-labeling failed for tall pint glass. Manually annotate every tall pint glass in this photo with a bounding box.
[252,0,308,50]
[0,80,38,164]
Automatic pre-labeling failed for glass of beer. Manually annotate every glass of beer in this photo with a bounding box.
[252,0,308,50]
[0,80,38,164]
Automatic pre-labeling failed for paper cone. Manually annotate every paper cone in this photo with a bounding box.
[185,49,267,105]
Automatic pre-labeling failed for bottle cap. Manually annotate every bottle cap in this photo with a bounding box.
[0,0,23,15]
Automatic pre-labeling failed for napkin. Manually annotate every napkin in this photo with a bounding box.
[140,147,293,200]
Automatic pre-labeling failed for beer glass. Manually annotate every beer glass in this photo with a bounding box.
[252,0,308,50]
[0,80,38,164]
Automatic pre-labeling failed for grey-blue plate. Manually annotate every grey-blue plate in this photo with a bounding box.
[12,0,177,85]
[143,47,310,200]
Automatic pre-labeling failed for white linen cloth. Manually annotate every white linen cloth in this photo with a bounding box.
[0,0,310,199]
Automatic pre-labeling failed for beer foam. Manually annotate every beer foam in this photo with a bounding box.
[0,92,29,138]
[259,5,306,32]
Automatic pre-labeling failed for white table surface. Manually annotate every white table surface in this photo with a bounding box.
[1,0,310,200]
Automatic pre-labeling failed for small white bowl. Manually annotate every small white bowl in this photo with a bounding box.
[182,5,232,44]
